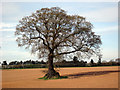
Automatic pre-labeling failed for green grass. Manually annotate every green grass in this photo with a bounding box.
[38,76,68,80]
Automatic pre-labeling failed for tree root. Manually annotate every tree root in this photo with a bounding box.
[44,70,60,79]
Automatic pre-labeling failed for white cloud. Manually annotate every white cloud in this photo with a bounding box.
[0,23,16,31]
[81,7,118,22]
[0,34,16,49]
[1,50,28,56]
[0,40,2,48]
[0,3,2,21]
[2,3,20,16]
[0,50,37,62]
[2,3,25,23]
[102,48,118,60]
[0,23,16,29]
[0,28,15,31]
[93,26,118,33]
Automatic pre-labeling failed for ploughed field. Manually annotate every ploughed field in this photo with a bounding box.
[2,66,119,88]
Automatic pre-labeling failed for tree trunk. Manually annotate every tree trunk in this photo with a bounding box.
[44,51,60,79]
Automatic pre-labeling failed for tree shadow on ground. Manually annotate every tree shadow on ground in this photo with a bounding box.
[63,70,120,79]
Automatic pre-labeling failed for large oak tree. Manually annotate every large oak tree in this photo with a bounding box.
[15,7,102,79]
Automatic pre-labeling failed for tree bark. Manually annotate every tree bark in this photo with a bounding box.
[44,50,60,79]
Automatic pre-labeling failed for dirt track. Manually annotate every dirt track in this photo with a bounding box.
[2,66,119,88]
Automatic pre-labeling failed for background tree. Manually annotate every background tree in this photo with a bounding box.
[73,56,79,63]
[2,61,7,65]
[61,60,67,63]
[90,59,94,66]
[115,58,120,63]
[15,7,102,79]
[40,60,46,64]
[97,54,102,66]
[9,61,16,65]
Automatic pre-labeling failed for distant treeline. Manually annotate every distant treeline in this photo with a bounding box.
[1,57,120,69]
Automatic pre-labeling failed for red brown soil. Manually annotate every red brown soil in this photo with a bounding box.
[2,66,119,88]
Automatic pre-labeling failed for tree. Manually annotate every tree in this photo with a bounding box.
[115,58,120,63]
[97,55,102,65]
[73,56,78,63]
[15,7,102,79]
[40,60,46,64]
[90,59,94,66]
[62,60,67,63]
[2,61,7,65]
[9,61,15,65]
[79,60,86,67]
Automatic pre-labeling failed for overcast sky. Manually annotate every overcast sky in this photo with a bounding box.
[0,1,118,63]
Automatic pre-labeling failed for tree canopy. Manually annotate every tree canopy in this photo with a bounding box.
[15,7,101,60]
